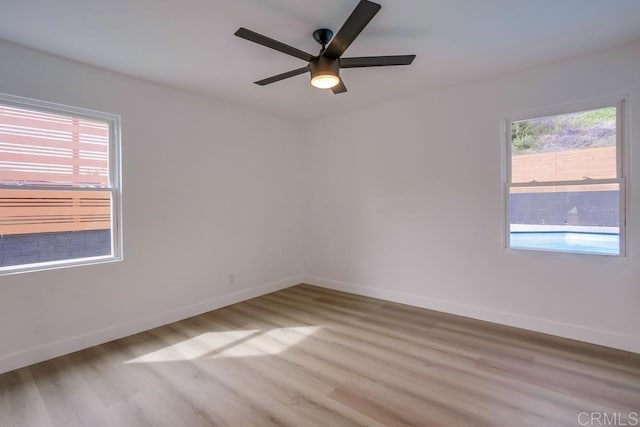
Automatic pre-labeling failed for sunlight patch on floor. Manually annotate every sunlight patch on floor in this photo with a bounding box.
[125,326,321,363]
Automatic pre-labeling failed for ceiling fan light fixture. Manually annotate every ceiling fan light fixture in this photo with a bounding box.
[311,73,340,89]
[309,57,340,89]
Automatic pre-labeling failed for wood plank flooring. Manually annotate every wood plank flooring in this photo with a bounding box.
[1,284,639,426]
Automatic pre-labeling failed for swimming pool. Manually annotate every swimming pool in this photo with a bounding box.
[510,232,620,255]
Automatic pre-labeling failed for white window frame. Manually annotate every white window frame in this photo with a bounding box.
[0,93,123,275]
[502,96,627,257]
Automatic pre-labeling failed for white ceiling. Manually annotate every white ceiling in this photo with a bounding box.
[1,0,640,121]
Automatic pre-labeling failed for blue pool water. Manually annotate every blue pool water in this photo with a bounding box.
[510,232,620,255]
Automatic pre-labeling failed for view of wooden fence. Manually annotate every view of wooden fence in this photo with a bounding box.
[0,105,111,235]
[512,145,616,183]
[0,189,111,235]
[511,146,617,193]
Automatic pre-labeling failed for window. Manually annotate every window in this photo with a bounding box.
[0,93,121,274]
[504,99,625,256]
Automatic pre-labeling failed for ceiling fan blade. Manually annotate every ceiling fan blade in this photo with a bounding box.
[323,0,381,59]
[254,66,310,86]
[331,79,347,94]
[340,55,416,68]
[235,28,315,62]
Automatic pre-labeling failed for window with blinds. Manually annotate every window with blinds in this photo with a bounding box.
[0,94,121,273]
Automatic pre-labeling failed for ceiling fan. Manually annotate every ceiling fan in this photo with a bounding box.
[234,0,416,94]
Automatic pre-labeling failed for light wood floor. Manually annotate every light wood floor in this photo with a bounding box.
[1,284,639,426]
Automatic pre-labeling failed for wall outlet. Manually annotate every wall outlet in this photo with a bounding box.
[228,274,235,286]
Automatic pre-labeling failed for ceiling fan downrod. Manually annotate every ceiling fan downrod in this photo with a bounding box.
[312,28,334,53]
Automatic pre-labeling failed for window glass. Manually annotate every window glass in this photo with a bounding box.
[506,102,623,256]
[509,183,620,255]
[511,107,617,183]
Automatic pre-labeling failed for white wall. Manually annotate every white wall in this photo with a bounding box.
[0,40,304,373]
[302,42,640,353]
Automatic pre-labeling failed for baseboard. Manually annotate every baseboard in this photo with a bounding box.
[0,276,302,375]
[305,276,639,354]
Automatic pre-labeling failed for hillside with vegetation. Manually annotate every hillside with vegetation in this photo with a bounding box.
[512,107,616,155]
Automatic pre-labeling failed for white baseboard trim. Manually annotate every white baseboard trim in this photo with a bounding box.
[0,276,303,375]
[304,276,639,354]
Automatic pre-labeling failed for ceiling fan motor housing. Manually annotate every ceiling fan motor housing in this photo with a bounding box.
[310,56,340,78]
